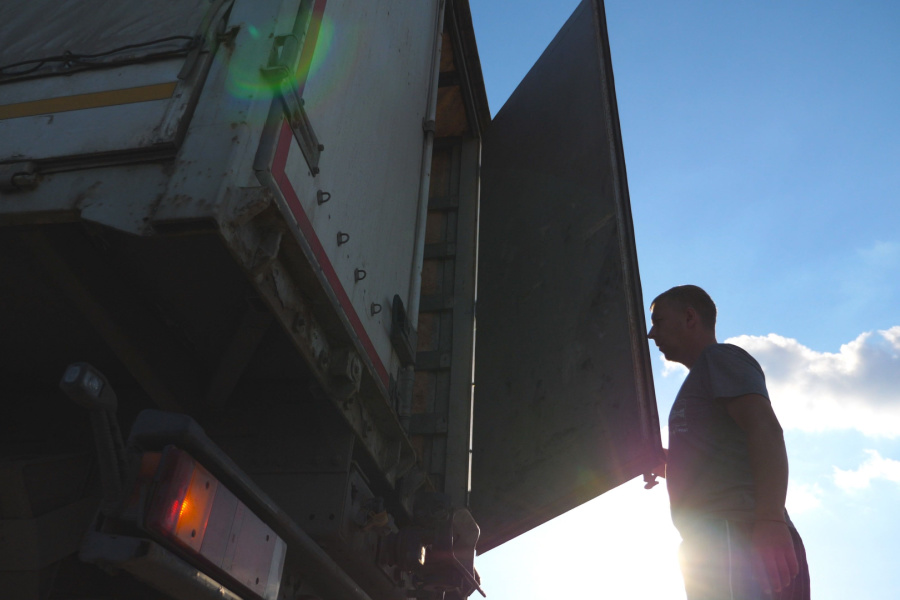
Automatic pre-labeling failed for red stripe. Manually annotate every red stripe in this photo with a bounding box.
[272,120,390,388]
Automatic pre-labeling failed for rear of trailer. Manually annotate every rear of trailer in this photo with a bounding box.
[0,1,662,599]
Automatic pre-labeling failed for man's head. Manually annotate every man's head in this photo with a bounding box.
[647,285,718,368]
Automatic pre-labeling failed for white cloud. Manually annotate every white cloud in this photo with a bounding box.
[833,450,900,492]
[786,481,824,514]
[661,356,688,378]
[726,327,900,437]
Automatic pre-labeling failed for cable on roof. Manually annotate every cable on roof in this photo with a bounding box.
[0,35,199,78]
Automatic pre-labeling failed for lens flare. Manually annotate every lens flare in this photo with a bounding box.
[218,12,358,128]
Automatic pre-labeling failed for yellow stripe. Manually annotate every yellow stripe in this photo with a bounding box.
[0,82,178,120]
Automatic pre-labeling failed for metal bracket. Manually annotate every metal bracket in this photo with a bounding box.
[280,83,324,175]
[58,363,129,516]
[260,34,302,82]
[0,161,39,192]
[259,3,324,177]
[328,346,363,398]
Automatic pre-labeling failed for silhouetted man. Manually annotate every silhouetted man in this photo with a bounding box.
[647,285,810,600]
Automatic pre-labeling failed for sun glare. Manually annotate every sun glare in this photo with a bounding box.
[477,479,685,599]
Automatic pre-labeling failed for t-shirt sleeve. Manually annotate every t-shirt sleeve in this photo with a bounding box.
[704,345,769,401]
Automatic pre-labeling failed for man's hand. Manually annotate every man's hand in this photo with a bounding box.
[643,448,667,489]
[751,520,799,595]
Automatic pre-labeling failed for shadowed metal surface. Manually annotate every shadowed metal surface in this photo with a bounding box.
[470,0,660,553]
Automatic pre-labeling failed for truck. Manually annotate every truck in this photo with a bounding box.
[0,0,663,598]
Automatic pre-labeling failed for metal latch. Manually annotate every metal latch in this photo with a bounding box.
[0,161,39,192]
[279,83,324,176]
[261,35,325,176]
[260,34,303,81]
[260,1,323,175]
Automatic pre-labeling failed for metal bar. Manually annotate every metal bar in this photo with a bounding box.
[443,138,480,509]
[80,532,244,600]
[406,0,447,329]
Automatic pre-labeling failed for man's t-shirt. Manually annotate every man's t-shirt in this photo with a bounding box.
[667,343,770,533]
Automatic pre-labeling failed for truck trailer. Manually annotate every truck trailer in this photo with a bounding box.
[0,0,662,598]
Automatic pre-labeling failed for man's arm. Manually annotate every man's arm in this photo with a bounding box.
[724,393,799,595]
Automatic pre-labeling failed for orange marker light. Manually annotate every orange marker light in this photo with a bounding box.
[143,446,285,600]
[146,447,218,552]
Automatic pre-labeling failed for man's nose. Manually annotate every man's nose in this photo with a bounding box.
[647,327,655,339]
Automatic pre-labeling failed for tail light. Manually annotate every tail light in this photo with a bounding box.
[145,446,286,600]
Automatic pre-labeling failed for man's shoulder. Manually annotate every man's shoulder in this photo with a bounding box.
[699,343,766,380]
[699,343,768,398]
[703,343,761,368]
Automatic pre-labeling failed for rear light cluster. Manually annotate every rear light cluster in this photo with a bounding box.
[144,446,286,600]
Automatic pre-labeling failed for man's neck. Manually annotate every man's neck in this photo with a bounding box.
[684,338,718,370]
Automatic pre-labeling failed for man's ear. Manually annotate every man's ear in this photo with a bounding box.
[684,306,699,329]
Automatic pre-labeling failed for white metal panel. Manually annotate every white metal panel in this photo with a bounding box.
[275,0,441,378]
[0,163,172,234]
[152,0,300,225]
[0,60,183,162]
[0,0,225,165]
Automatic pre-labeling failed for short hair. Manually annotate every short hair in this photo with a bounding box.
[651,285,717,330]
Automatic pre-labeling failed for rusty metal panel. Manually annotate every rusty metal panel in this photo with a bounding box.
[470,0,660,553]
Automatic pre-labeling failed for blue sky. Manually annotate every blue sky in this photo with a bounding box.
[469,1,900,598]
